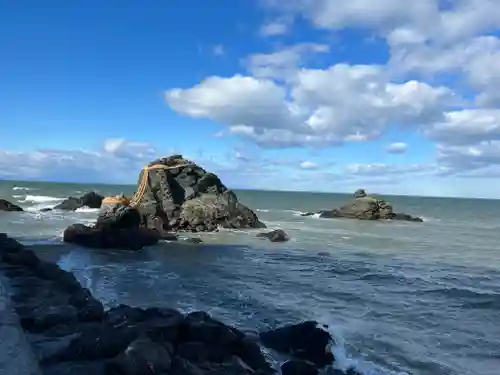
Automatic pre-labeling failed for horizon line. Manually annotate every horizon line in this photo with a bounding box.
[0,177,498,201]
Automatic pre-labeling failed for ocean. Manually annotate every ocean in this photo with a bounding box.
[0,179,499,375]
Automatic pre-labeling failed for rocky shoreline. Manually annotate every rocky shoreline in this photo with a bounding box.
[0,233,359,375]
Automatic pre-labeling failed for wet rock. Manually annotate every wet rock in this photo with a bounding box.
[45,326,139,362]
[312,189,423,223]
[0,198,23,211]
[105,336,172,375]
[281,359,318,375]
[104,305,146,327]
[235,336,274,373]
[68,288,105,322]
[182,237,203,244]
[170,357,205,375]
[259,321,334,368]
[95,202,142,230]
[39,207,53,212]
[2,248,40,267]
[176,341,209,363]
[54,192,104,211]
[63,223,159,250]
[20,304,78,333]
[256,229,289,242]
[300,212,315,217]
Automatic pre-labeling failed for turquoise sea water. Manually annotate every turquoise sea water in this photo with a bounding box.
[1,179,499,375]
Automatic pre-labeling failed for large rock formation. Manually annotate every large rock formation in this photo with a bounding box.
[0,233,361,375]
[123,155,266,232]
[303,189,423,222]
[0,199,23,212]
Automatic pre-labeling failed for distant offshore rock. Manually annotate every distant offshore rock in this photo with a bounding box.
[54,191,104,211]
[303,189,423,223]
[256,229,289,242]
[0,199,23,212]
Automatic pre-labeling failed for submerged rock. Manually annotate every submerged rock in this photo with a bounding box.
[0,198,23,212]
[256,229,289,242]
[63,223,160,250]
[54,192,104,211]
[311,189,423,222]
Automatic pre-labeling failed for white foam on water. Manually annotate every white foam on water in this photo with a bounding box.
[12,194,24,199]
[256,209,270,212]
[314,315,409,375]
[22,195,64,203]
[75,207,100,213]
[12,186,36,191]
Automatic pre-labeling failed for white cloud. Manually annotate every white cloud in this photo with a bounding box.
[299,161,318,169]
[246,43,330,79]
[259,21,288,36]
[262,0,500,44]
[213,44,225,56]
[386,142,407,154]
[166,63,455,148]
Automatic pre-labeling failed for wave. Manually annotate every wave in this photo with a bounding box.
[12,186,37,191]
[316,316,409,375]
[75,207,100,213]
[22,195,64,203]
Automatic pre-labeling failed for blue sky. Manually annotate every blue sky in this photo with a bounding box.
[1,0,500,198]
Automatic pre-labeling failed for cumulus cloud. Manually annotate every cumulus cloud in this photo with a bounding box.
[386,142,407,154]
[259,21,288,36]
[166,64,455,148]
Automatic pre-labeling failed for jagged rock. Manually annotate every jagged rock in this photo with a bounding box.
[256,229,289,242]
[0,198,23,211]
[128,155,266,232]
[281,359,318,375]
[259,321,334,368]
[312,189,423,222]
[105,336,173,375]
[63,223,159,250]
[54,192,104,211]
[1,234,341,375]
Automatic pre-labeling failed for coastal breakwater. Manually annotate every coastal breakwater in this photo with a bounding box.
[0,233,358,375]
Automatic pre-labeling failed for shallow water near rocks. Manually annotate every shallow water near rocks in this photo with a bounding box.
[1,180,500,375]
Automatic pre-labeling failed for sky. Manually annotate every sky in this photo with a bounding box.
[1,0,500,198]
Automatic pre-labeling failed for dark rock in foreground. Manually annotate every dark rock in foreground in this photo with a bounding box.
[0,198,23,212]
[54,192,104,211]
[307,189,423,223]
[63,223,163,250]
[256,229,289,242]
[0,233,359,375]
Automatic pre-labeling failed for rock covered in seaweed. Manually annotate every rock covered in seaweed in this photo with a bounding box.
[313,189,423,222]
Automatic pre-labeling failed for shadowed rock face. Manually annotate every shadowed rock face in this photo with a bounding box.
[129,155,266,232]
[54,192,104,211]
[304,189,423,222]
[0,233,363,375]
[0,199,23,212]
